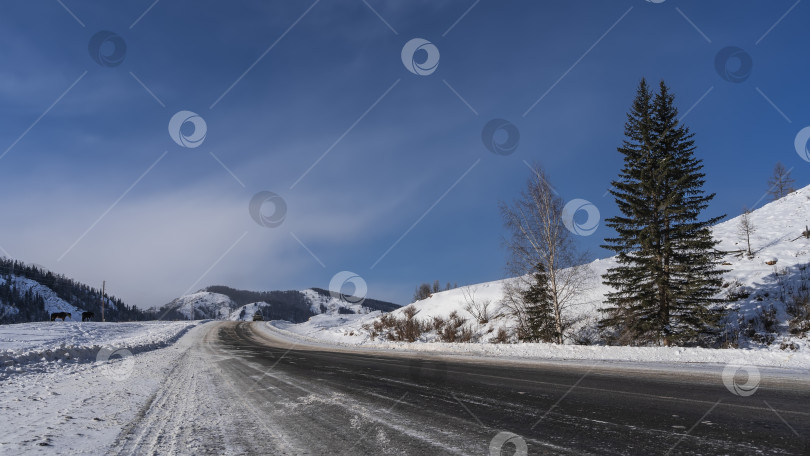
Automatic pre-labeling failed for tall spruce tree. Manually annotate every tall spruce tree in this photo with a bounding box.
[601,80,725,347]
[522,263,558,343]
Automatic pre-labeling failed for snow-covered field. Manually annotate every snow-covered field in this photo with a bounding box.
[0,321,208,453]
[0,320,201,377]
[268,185,810,369]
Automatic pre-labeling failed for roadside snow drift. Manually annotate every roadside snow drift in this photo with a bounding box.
[0,320,201,377]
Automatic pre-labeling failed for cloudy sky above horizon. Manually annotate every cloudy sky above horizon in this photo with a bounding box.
[0,0,808,308]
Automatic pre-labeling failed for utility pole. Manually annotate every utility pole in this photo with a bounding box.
[101,280,106,322]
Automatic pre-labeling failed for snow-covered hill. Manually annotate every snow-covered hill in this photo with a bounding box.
[228,302,271,321]
[273,184,810,352]
[164,292,234,320]
[226,288,376,322]
[302,288,377,315]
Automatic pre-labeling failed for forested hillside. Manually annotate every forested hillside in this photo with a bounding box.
[0,259,150,323]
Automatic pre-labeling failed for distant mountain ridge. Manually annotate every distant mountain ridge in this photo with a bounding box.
[0,259,401,325]
[155,286,401,322]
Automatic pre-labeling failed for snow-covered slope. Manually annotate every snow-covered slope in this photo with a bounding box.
[274,184,810,353]
[303,288,376,315]
[228,302,271,321]
[165,292,234,320]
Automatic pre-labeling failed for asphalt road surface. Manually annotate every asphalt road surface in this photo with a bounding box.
[111,322,809,455]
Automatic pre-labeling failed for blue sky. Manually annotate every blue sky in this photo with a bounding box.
[0,0,808,308]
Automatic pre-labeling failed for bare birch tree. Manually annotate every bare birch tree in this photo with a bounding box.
[738,207,756,258]
[499,164,591,343]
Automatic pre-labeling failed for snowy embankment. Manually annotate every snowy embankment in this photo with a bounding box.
[264,320,810,371]
[0,320,202,376]
[268,184,810,370]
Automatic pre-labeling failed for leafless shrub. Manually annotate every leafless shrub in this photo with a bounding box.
[402,305,418,320]
[726,280,752,301]
[437,311,473,343]
[570,316,600,345]
[719,323,740,349]
[364,306,428,342]
[740,305,778,346]
[787,288,810,336]
[780,341,799,350]
[391,306,424,342]
[457,325,473,343]
[461,286,492,324]
[361,323,376,339]
[432,316,446,332]
[492,327,510,344]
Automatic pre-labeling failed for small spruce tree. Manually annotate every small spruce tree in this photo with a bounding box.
[522,263,558,343]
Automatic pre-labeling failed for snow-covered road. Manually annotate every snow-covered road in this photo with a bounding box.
[119,322,810,455]
[2,321,808,454]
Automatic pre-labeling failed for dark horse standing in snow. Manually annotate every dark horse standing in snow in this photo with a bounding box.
[50,312,71,321]
[81,311,94,322]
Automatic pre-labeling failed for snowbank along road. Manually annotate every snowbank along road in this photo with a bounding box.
[109,321,808,455]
